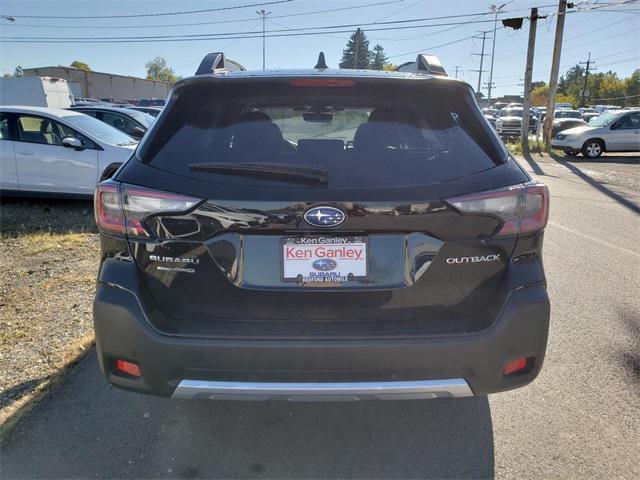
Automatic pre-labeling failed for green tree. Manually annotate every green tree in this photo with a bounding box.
[2,66,23,78]
[339,28,372,69]
[145,57,178,83]
[623,69,640,106]
[370,44,389,70]
[597,72,625,106]
[70,60,91,71]
[558,64,585,95]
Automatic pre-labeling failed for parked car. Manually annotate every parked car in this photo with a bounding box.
[138,98,166,107]
[495,108,538,138]
[551,109,640,157]
[92,52,550,401]
[0,76,74,108]
[550,109,586,137]
[0,106,137,197]
[126,106,163,118]
[593,104,622,114]
[579,107,599,123]
[482,108,498,128]
[70,105,155,140]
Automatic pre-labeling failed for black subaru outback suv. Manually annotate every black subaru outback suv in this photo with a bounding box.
[93,53,550,401]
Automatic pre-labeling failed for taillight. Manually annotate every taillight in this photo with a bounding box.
[445,182,549,236]
[94,181,201,238]
[94,182,124,235]
[290,78,356,87]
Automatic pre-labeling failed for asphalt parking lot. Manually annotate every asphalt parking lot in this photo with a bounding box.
[1,153,638,479]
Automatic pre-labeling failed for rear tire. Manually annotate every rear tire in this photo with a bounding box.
[581,139,604,159]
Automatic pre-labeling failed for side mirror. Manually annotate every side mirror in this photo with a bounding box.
[61,136,84,150]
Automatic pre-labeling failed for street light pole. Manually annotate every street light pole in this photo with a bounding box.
[256,10,271,70]
[487,3,506,106]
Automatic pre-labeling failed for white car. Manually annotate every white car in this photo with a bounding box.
[551,109,640,158]
[0,106,137,197]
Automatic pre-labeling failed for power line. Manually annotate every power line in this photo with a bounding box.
[0,14,513,41]
[387,34,482,59]
[0,1,405,29]
[0,17,511,43]
[2,0,294,20]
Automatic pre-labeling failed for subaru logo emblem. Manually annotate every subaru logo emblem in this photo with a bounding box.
[303,206,345,228]
[312,259,337,271]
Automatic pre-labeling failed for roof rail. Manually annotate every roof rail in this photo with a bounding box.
[395,54,447,77]
[195,52,246,75]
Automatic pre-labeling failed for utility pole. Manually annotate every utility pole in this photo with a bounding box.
[453,66,462,79]
[487,3,507,105]
[257,9,271,70]
[470,31,491,100]
[579,52,596,107]
[543,0,568,150]
[522,8,539,153]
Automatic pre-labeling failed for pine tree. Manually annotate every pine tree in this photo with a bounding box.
[370,44,388,70]
[339,28,372,69]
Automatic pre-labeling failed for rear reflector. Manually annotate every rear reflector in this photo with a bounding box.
[94,181,201,238]
[290,78,356,87]
[503,357,529,376]
[445,182,549,236]
[115,359,141,377]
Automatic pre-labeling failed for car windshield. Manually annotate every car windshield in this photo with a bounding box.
[140,80,506,189]
[588,112,621,127]
[131,112,155,128]
[64,114,137,145]
[555,110,582,119]
[500,109,523,117]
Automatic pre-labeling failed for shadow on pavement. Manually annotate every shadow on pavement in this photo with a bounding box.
[548,153,640,215]
[521,151,546,176]
[563,154,639,165]
[0,352,495,479]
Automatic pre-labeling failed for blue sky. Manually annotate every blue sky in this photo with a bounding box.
[1,0,638,97]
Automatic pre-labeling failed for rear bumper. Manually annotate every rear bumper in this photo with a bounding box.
[93,280,550,399]
[172,378,473,401]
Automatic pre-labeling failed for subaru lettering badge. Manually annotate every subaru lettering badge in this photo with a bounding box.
[312,259,337,271]
[304,206,345,228]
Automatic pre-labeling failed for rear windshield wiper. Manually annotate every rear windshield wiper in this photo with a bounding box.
[188,162,328,185]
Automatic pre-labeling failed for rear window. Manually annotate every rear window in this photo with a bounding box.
[139,79,506,188]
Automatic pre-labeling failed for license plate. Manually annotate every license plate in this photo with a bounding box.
[282,236,368,283]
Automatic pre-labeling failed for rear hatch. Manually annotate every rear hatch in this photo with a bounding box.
[101,75,546,338]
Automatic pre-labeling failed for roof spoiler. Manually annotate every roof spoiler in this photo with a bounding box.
[195,52,246,75]
[395,54,447,76]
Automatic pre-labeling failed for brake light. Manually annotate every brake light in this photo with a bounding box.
[445,182,549,236]
[94,183,124,235]
[94,181,201,238]
[290,78,356,87]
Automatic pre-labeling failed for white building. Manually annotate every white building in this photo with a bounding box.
[22,66,171,102]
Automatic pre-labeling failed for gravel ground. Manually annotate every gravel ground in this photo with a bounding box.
[0,197,99,427]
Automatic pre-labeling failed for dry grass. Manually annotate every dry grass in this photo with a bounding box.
[19,231,93,256]
[505,136,545,156]
[0,200,99,429]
